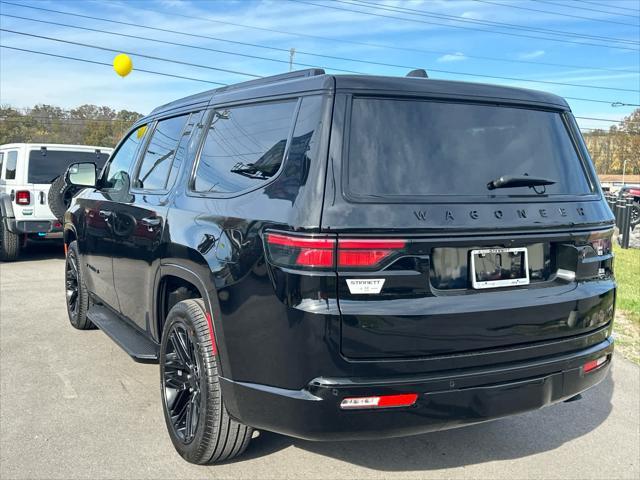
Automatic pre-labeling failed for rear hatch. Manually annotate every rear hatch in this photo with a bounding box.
[27,147,109,219]
[323,95,614,359]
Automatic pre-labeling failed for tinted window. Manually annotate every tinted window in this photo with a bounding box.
[135,114,189,190]
[5,151,17,180]
[194,100,297,193]
[28,150,109,184]
[347,98,592,198]
[167,112,204,189]
[103,125,147,192]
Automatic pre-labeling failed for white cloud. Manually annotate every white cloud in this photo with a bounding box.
[437,52,467,62]
[461,11,483,20]
[519,50,546,60]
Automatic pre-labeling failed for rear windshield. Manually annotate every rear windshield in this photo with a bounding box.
[28,150,109,184]
[347,98,593,199]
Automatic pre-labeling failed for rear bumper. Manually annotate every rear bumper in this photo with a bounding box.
[221,336,613,441]
[4,218,63,236]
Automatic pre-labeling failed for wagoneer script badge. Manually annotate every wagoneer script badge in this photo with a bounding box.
[346,279,385,294]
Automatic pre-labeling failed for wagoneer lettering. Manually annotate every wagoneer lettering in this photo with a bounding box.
[61,69,615,465]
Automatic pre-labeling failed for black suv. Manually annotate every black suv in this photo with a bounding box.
[63,69,615,464]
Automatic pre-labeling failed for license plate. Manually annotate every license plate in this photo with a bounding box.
[470,247,529,289]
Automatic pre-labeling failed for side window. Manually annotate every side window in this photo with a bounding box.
[102,125,148,192]
[5,151,18,180]
[166,111,204,189]
[193,100,297,193]
[134,114,190,191]
[0,152,4,179]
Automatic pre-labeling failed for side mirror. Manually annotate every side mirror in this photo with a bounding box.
[66,162,97,187]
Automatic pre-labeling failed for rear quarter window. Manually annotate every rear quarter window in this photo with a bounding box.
[193,100,297,194]
[346,98,593,200]
[4,151,18,180]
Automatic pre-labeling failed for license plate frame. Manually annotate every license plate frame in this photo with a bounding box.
[470,247,530,289]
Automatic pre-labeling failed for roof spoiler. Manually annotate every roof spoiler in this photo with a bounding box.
[406,69,428,78]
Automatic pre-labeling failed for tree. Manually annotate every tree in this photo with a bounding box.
[0,104,143,147]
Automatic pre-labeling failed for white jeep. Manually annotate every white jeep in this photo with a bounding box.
[0,143,112,261]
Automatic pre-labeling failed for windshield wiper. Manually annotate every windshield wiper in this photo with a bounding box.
[487,175,556,191]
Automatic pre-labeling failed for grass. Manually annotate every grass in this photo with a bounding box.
[613,244,640,364]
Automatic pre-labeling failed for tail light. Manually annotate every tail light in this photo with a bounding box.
[264,232,335,269]
[340,393,418,410]
[264,232,407,270]
[15,190,31,205]
[338,239,406,268]
[587,230,613,256]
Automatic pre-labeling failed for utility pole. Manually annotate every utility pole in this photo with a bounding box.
[622,158,627,186]
[289,48,296,72]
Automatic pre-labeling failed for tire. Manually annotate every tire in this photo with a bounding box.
[160,299,253,464]
[630,201,640,228]
[48,175,83,222]
[65,241,93,330]
[0,218,20,261]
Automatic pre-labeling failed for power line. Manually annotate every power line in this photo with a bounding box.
[472,0,640,27]
[575,115,639,123]
[5,10,636,78]
[0,29,262,79]
[346,0,639,45]
[0,10,362,74]
[1,11,637,94]
[0,45,225,85]
[572,0,640,13]
[291,0,639,50]
[115,2,638,74]
[533,0,640,19]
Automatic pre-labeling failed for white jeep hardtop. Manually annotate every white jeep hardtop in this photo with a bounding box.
[0,143,112,260]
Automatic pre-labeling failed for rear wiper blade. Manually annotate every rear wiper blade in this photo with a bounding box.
[487,175,556,191]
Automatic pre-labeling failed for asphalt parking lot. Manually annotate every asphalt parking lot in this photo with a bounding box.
[1,245,639,480]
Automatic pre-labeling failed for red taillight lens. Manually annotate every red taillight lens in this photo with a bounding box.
[340,393,418,410]
[338,239,406,269]
[583,356,607,373]
[265,232,336,269]
[264,232,407,270]
[15,190,31,205]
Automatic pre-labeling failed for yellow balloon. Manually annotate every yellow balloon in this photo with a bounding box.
[113,53,133,77]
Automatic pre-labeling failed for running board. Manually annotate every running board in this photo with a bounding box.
[87,305,159,364]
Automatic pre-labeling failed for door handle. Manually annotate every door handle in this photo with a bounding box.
[140,217,161,227]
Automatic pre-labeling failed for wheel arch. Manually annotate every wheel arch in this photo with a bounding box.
[155,263,229,376]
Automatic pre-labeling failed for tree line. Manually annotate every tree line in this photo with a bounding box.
[0,104,143,148]
[1,104,638,175]
[582,108,639,176]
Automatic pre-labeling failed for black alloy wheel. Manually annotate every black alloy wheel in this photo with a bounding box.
[64,241,92,330]
[160,299,253,464]
[65,249,80,320]
[163,322,202,444]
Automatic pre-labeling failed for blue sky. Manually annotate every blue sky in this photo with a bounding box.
[0,0,638,131]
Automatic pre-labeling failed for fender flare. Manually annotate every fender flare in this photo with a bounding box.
[156,263,230,377]
[0,193,15,219]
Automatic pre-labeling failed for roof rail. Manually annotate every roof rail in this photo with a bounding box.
[216,68,326,93]
[406,69,429,78]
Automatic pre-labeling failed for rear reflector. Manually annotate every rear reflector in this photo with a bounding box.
[340,393,418,410]
[583,356,607,373]
[15,190,31,205]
